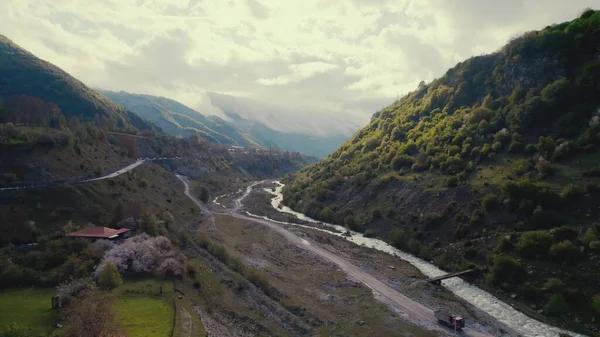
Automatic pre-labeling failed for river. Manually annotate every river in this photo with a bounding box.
[244,181,586,337]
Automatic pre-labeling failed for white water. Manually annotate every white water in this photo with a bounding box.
[255,181,586,337]
[213,189,243,208]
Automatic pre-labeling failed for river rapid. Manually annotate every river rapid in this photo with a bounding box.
[242,181,586,337]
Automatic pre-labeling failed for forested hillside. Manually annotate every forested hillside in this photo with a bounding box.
[0,35,156,133]
[283,9,600,333]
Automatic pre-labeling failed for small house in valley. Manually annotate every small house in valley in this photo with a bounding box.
[66,226,131,242]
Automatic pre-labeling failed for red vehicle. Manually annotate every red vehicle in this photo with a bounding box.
[434,310,465,331]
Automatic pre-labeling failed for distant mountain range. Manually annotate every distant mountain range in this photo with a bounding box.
[0,33,353,158]
[102,90,353,158]
[221,109,350,159]
[98,90,261,147]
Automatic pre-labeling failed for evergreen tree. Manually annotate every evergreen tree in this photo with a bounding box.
[97,262,122,291]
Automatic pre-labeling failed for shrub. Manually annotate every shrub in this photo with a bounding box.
[344,215,363,232]
[549,240,582,263]
[508,141,524,153]
[199,186,210,203]
[496,236,513,252]
[245,269,271,295]
[388,227,410,250]
[517,231,554,258]
[139,214,167,236]
[492,141,503,151]
[481,143,492,156]
[421,212,445,229]
[97,262,122,290]
[524,144,537,153]
[446,175,459,187]
[560,184,584,201]
[546,294,568,316]
[138,178,149,188]
[447,145,461,155]
[482,194,500,212]
[543,277,565,293]
[582,227,599,246]
[487,255,526,286]
[537,136,556,158]
[185,261,198,279]
[391,155,415,170]
[441,156,465,174]
[363,229,375,238]
[552,141,573,161]
[469,107,493,123]
[319,207,335,222]
[470,210,484,225]
[514,159,533,175]
[551,226,577,242]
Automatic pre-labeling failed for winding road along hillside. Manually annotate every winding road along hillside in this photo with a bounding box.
[0,157,176,191]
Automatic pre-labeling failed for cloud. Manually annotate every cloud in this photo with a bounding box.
[256,62,339,86]
[1,0,598,135]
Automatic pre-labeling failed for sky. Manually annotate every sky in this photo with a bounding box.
[0,0,597,135]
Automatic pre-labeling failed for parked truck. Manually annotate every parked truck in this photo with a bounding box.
[434,310,465,331]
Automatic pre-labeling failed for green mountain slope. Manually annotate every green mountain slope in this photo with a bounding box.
[284,9,600,332]
[0,35,155,133]
[98,90,261,147]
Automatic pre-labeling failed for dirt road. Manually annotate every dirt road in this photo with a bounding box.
[177,175,493,337]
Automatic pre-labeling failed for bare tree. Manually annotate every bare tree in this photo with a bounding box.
[63,291,123,337]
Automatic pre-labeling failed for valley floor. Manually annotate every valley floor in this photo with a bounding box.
[0,158,576,337]
[200,181,518,337]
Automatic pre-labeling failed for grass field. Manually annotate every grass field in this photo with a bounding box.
[113,278,175,337]
[114,296,174,337]
[0,279,200,337]
[0,288,57,336]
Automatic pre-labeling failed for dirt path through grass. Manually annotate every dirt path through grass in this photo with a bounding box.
[177,304,192,337]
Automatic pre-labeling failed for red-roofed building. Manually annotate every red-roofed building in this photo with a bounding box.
[66,226,131,241]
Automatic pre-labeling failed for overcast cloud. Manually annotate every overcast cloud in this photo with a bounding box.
[0,0,597,135]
